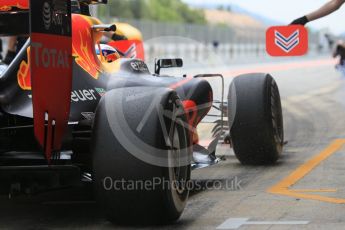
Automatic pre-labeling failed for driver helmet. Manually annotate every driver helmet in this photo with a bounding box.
[95,44,121,63]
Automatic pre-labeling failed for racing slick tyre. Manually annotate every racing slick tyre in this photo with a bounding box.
[228,73,284,165]
[92,87,192,224]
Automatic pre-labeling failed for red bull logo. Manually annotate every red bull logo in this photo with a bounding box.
[72,14,101,79]
[0,0,29,11]
[17,14,104,90]
[17,48,31,90]
[16,14,145,91]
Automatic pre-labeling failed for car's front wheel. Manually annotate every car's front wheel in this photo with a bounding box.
[228,73,284,165]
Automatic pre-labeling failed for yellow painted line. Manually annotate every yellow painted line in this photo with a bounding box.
[268,139,345,204]
[291,189,337,193]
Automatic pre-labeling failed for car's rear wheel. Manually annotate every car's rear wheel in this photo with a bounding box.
[92,88,191,224]
[228,73,284,165]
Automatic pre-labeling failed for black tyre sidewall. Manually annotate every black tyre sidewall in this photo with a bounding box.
[92,88,191,224]
[228,74,284,165]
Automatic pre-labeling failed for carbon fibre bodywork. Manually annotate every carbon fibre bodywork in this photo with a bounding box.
[0,12,213,162]
[0,45,212,128]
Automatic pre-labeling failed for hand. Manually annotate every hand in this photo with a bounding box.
[290,16,309,25]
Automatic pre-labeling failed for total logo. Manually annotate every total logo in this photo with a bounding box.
[266,25,308,56]
[31,42,69,69]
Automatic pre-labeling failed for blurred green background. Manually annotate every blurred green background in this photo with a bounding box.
[97,0,206,24]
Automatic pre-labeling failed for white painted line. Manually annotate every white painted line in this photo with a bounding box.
[217,218,249,230]
[217,218,309,229]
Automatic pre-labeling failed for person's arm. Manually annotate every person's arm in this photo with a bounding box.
[308,0,345,21]
[291,0,345,25]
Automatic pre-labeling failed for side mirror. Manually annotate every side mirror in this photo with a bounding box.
[155,58,183,75]
[79,0,108,4]
[92,24,116,32]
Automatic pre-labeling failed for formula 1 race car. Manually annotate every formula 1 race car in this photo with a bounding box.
[0,0,284,224]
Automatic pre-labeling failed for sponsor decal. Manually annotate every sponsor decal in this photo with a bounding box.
[42,0,66,30]
[124,43,137,59]
[266,25,308,56]
[28,88,102,102]
[18,14,102,91]
[81,112,95,120]
[17,47,31,90]
[43,2,52,30]
[31,42,70,68]
[30,0,72,161]
[95,87,106,97]
[0,0,29,11]
[108,39,145,61]
[130,60,149,72]
[71,89,98,102]
[72,14,102,79]
[18,15,101,90]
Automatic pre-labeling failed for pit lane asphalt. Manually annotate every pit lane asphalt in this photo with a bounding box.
[2,56,345,230]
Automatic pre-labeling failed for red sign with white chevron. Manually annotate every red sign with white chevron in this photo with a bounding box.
[266,25,308,57]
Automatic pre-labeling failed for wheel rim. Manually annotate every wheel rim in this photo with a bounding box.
[271,81,284,144]
[170,119,188,195]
